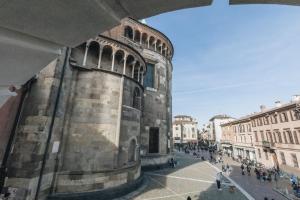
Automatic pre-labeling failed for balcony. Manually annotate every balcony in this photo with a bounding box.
[221,140,232,145]
[262,141,274,149]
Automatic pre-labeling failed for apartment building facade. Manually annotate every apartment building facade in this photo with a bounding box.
[209,115,235,148]
[173,115,198,147]
[221,118,256,161]
[221,96,300,175]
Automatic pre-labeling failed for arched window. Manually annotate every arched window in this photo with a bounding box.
[157,40,162,53]
[142,33,148,47]
[125,55,135,77]
[128,139,137,162]
[101,45,113,70]
[134,30,141,43]
[132,87,141,110]
[124,26,133,39]
[139,65,145,84]
[71,42,86,66]
[162,43,166,56]
[86,41,100,67]
[114,50,125,73]
[149,36,155,50]
[133,62,140,81]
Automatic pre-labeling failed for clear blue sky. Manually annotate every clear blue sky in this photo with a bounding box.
[146,1,300,126]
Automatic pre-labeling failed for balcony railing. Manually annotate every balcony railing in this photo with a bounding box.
[221,140,232,145]
[262,141,274,148]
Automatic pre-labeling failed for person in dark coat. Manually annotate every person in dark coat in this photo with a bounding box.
[241,164,245,175]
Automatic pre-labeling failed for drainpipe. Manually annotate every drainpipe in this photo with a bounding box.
[0,79,34,194]
[34,47,69,200]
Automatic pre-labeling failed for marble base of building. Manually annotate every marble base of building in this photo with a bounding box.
[141,154,172,171]
[48,173,144,200]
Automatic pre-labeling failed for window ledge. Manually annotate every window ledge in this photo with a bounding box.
[146,87,157,92]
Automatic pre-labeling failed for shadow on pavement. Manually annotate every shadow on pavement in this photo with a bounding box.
[131,150,249,200]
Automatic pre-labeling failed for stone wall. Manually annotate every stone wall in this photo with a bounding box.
[54,70,142,194]
[5,54,69,200]
[140,50,172,165]
[104,18,174,166]
[0,90,23,166]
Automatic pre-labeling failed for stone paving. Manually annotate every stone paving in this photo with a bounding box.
[215,156,288,200]
[120,152,248,200]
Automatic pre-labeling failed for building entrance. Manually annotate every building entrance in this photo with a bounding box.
[149,127,159,153]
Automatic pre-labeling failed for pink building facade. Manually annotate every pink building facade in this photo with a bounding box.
[221,97,300,175]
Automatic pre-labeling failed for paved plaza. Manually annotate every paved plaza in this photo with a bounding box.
[118,152,249,200]
[215,156,289,200]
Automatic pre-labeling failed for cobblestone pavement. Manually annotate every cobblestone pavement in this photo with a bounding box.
[125,152,248,200]
[214,156,288,200]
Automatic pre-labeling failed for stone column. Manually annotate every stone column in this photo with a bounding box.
[82,43,89,66]
[123,53,128,75]
[140,67,144,84]
[160,46,163,54]
[137,66,141,82]
[147,39,150,49]
[111,49,116,71]
[133,30,135,41]
[97,46,103,69]
[154,41,157,51]
[132,61,136,78]
[140,33,142,44]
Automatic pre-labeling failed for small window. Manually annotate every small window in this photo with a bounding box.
[294,109,300,120]
[294,131,299,144]
[277,131,283,143]
[132,87,141,110]
[291,154,299,168]
[260,131,265,141]
[124,26,133,39]
[272,114,278,124]
[264,116,270,125]
[254,131,258,142]
[258,149,261,158]
[280,112,288,123]
[272,132,277,143]
[267,132,273,143]
[252,120,256,127]
[265,151,269,160]
[283,131,288,144]
[144,63,155,88]
[287,130,294,144]
[280,152,286,165]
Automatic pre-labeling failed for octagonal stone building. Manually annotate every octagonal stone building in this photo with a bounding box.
[103,18,174,168]
[2,18,173,200]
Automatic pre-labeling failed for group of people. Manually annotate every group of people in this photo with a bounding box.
[240,163,252,176]
[253,167,276,182]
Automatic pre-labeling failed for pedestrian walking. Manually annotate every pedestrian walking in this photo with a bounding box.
[216,172,222,191]
[187,196,192,200]
[247,165,251,176]
[222,164,226,172]
[241,164,245,175]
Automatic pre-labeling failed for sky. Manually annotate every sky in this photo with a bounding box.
[146,1,300,127]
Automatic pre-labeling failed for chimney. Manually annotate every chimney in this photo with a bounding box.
[275,101,282,108]
[260,105,267,112]
[292,95,300,103]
